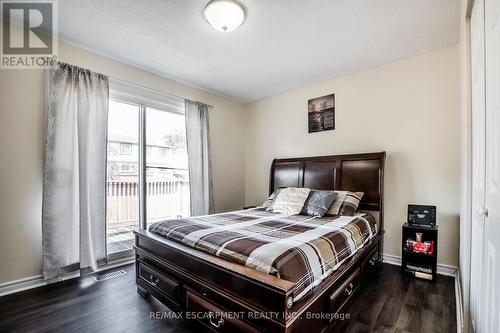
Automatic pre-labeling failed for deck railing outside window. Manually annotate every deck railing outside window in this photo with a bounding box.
[106,179,190,228]
[106,177,190,254]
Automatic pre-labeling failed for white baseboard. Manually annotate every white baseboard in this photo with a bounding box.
[382,253,458,276]
[455,269,464,332]
[0,258,134,297]
[0,274,45,297]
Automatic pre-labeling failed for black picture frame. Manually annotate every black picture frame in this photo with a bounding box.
[308,94,335,133]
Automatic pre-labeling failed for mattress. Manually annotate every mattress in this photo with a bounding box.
[149,207,377,302]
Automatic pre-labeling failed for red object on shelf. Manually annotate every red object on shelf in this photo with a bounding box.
[428,241,435,255]
[412,242,428,253]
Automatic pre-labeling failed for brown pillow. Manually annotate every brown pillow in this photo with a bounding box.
[327,191,364,216]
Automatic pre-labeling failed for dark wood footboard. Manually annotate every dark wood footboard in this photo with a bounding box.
[134,230,382,332]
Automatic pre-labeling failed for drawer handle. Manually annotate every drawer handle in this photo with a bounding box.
[149,274,160,286]
[208,311,224,328]
[345,282,354,296]
[369,258,377,266]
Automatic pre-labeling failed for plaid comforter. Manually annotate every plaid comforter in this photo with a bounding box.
[149,208,377,302]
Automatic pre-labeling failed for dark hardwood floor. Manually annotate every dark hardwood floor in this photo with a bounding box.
[0,263,456,333]
[335,264,456,333]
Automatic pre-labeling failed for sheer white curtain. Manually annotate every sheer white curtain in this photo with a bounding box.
[185,100,215,216]
[42,62,109,280]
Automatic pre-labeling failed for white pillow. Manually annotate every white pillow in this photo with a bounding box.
[272,187,311,215]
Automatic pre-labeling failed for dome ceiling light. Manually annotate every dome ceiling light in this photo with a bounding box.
[204,0,246,32]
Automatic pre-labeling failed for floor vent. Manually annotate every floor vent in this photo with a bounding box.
[93,270,127,282]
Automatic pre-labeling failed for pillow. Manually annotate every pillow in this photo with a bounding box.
[272,187,311,215]
[327,191,364,216]
[262,188,282,211]
[300,190,338,217]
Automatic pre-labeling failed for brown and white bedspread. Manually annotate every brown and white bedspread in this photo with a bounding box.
[149,208,377,302]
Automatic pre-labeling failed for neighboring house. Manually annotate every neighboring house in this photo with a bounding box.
[107,133,189,183]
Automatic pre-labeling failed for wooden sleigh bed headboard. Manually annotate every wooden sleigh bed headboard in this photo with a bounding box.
[269,151,386,229]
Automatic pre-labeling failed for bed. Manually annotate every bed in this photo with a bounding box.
[134,152,385,332]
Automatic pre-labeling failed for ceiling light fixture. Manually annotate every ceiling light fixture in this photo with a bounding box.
[204,0,246,32]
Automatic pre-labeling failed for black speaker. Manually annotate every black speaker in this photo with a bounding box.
[408,204,436,226]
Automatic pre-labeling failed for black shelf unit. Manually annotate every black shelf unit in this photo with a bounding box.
[401,223,438,280]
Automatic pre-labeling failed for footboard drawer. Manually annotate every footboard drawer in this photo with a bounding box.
[362,246,379,276]
[138,260,180,304]
[185,288,261,333]
[329,267,361,315]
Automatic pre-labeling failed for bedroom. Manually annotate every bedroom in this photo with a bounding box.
[0,0,497,332]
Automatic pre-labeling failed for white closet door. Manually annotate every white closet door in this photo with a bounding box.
[470,0,486,331]
[484,0,500,331]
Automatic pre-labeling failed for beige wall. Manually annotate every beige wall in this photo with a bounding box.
[0,41,246,284]
[244,45,460,267]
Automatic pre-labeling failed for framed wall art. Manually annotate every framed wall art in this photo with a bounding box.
[308,94,335,133]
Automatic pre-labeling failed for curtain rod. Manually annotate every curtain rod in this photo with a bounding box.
[108,76,214,109]
[54,61,213,108]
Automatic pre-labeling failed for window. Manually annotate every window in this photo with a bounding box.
[106,100,139,256]
[160,147,170,156]
[121,164,129,171]
[105,81,189,257]
[146,107,189,226]
[120,143,132,155]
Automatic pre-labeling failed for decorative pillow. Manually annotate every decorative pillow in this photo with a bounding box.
[300,190,338,217]
[272,187,311,215]
[262,188,282,211]
[327,191,364,216]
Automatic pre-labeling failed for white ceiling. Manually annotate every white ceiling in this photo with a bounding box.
[58,0,460,103]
